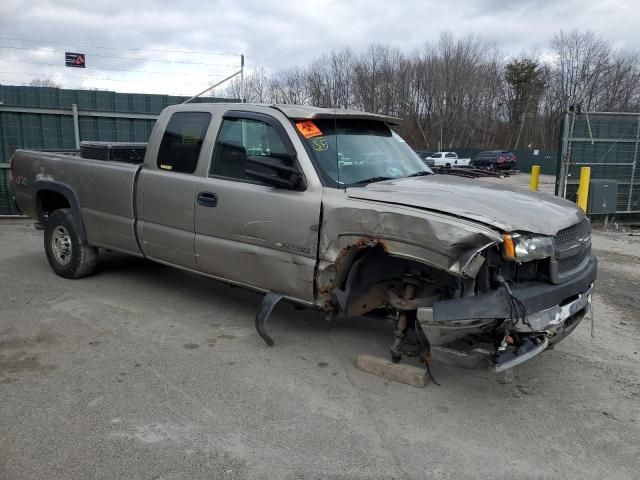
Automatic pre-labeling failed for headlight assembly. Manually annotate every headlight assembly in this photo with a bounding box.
[502,233,554,262]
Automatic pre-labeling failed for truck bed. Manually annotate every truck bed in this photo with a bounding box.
[11,149,142,255]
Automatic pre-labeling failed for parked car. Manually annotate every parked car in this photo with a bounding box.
[414,150,435,167]
[424,151,471,167]
[10,103,595,375]
[470,150,517,170]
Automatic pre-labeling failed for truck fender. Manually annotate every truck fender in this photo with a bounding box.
[33,180,88,243]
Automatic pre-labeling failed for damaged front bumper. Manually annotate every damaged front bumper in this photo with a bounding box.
[417,256,597,371]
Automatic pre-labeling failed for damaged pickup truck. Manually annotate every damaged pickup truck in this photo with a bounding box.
[10,103,596,373]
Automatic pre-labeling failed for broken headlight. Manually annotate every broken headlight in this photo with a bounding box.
[502,233,554,262]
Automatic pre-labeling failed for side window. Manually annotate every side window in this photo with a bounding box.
[210,117,289,181]
[157,112,211,174]
[445,153,456,158]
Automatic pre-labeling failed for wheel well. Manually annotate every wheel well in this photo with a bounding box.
[327,244,459,318]
[37,190,70,219]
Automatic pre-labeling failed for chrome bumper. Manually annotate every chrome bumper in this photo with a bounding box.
[417,284,592,333]
[513,285,593,332]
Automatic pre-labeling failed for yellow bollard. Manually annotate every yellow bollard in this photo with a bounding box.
[530,165,541,191]
[576,167,591,212]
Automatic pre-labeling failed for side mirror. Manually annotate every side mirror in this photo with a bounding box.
[245,155,306,190]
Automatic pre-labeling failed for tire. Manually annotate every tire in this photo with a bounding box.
[44,208,98,279]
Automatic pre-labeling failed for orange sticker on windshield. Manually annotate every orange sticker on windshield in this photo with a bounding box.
[295,121,323,139]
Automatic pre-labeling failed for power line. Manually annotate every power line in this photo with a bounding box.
[0,58,229,77]
[0,82,215,98]
[0,45,240,67]
[0,36,241,57]
[0,71,216,87]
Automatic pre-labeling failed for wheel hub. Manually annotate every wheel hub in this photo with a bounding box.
[51,226,72,265]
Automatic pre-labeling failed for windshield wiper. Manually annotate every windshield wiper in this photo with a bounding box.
[348,176,394,186]
[407,171,432,178]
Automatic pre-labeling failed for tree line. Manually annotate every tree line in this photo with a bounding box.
[223,30,640,150]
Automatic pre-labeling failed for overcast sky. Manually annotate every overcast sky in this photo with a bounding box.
[1,0,639,96]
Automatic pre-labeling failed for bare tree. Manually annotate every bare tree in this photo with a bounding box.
[549,30,613,111]
[220,30,640,150]
[29,78,61,88]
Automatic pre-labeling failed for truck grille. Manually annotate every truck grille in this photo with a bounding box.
[557,245,591,276]
[552,218,592,282]
[553,218,591,251]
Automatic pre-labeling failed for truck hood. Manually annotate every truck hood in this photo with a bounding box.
[345,175,584,236]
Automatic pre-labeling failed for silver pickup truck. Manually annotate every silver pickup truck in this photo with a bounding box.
[10,103,596,373]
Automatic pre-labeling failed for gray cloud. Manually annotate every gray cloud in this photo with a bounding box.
[0,0,638,95]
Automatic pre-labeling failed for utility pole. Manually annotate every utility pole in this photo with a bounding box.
[240,54,245,103]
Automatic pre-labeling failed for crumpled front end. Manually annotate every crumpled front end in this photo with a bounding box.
[317,188,597,374]
[317,189,502,296]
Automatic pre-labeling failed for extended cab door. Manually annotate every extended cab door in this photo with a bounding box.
[194,110,322,302]
[137,110,213,270]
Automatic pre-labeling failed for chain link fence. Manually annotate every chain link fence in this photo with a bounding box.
[557,111,640,213]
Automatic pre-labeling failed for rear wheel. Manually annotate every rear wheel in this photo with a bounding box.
[44,209,98,278]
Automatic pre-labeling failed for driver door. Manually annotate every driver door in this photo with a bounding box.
[194,111,322,302]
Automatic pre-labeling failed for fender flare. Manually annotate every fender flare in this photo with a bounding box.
[33,180,88,242]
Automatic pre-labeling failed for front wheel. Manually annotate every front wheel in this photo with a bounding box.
[44,208,98,279]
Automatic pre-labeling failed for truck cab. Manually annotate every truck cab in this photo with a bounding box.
[136,105,324,300]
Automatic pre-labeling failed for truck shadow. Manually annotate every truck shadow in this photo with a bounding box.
[94,251,573,393]
[95,251,393,344]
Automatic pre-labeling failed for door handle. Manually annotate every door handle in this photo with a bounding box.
[197,192,218,207]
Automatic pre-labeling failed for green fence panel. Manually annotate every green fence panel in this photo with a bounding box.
[446,147,559,174]
[0,85,239,213]
[512,149,558,175]
[60,116,76,149]
[0,165,20,215]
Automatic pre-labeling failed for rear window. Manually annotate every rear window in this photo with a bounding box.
[157,112,211,174]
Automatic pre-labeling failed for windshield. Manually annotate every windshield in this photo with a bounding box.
[296,119,432,187]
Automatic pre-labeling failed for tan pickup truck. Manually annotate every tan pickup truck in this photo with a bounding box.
[10,103,596,373]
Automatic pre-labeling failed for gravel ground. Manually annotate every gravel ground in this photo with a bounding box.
[1,217,639,480]
[478,171,557,194]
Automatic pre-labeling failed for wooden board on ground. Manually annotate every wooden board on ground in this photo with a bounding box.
[356,354,428,388]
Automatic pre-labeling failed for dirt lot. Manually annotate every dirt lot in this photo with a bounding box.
[1,215,639,480]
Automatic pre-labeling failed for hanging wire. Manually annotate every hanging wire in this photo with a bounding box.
[0,58,231,77]
[0,36,242,57]
[0,45,240,67]
[0,71,216,87]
